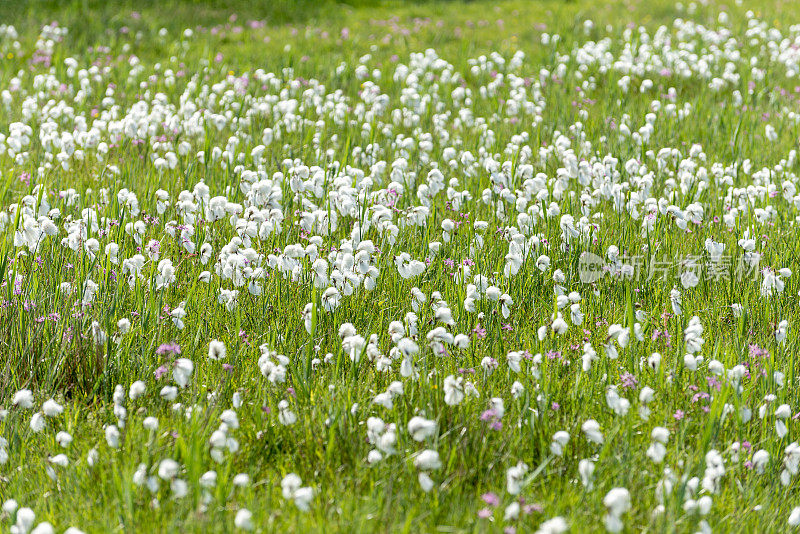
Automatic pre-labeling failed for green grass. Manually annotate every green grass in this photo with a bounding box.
[1,0,800,532]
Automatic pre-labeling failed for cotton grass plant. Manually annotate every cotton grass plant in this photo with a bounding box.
[2,0,800,531]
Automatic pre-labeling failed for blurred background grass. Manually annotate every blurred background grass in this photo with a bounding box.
[2,0,486,33]
[0,0,680,62]
[2,0,345,33]
[1,0,798,179]
[1,0,796,55]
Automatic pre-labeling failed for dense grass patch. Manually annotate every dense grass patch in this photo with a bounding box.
[2,0,800,532]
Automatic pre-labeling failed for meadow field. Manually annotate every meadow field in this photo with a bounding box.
[3,0,800,531]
